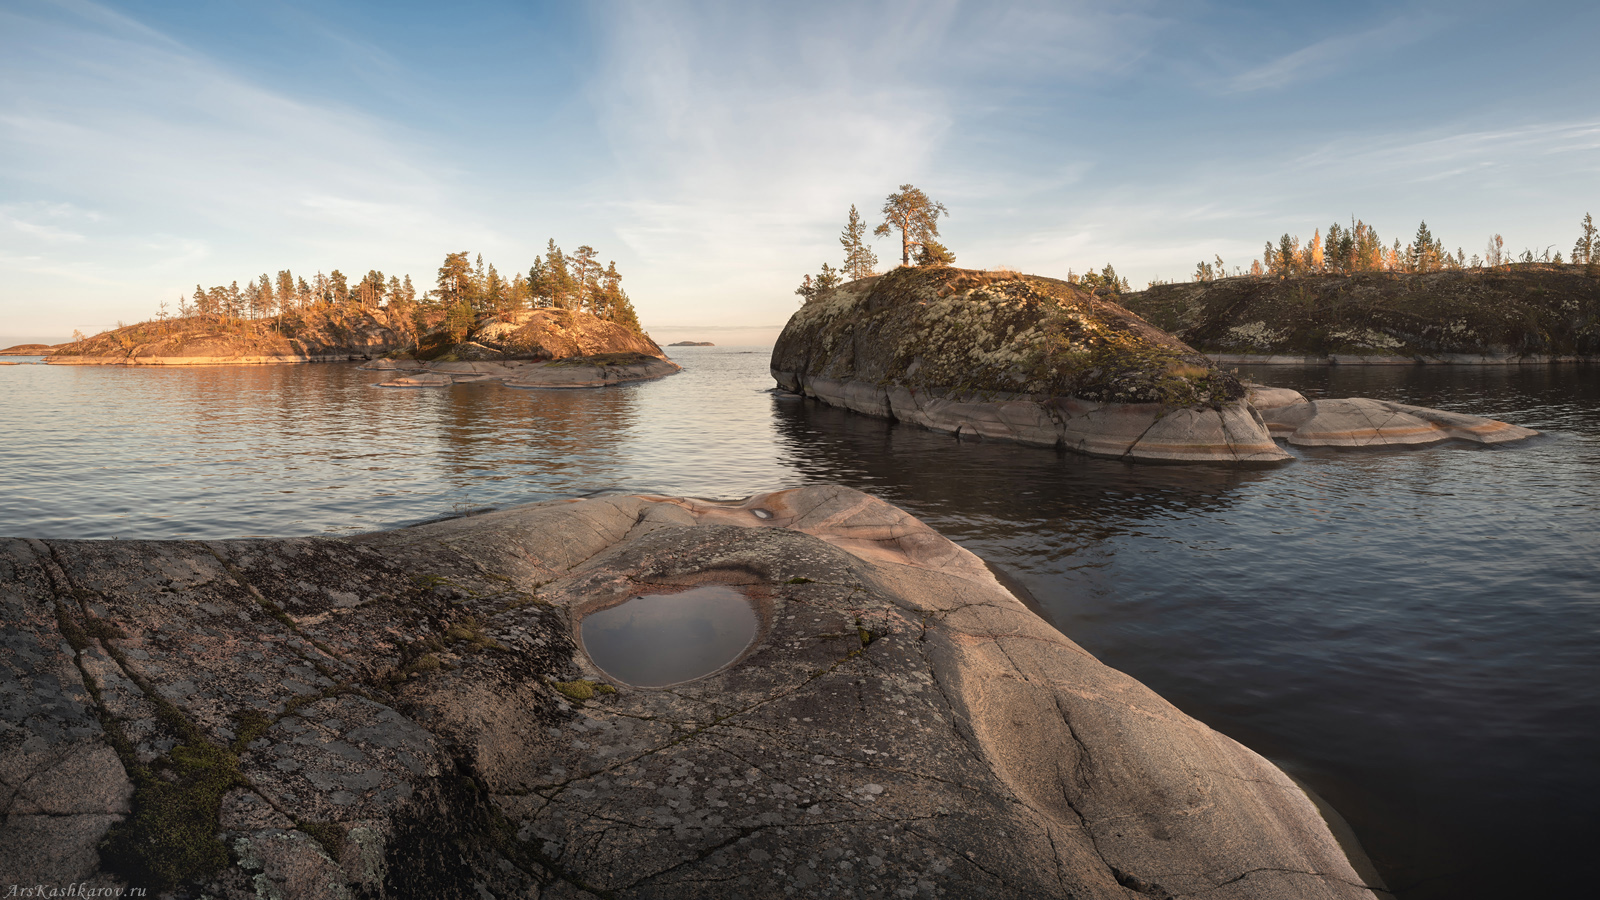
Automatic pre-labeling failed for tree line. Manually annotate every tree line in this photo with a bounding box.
[1191,212,1600,282]
[151,240,643,337]
[430,241,641,340]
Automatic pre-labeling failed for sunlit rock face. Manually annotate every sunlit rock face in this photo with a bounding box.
[772,267,1288,464]
[1,486,1378,898]
[1245,387,1539,446]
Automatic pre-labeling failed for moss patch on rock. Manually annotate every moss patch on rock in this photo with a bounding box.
[772,266,1243,407]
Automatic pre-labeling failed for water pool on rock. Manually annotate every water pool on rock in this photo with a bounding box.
[579,585,759,686]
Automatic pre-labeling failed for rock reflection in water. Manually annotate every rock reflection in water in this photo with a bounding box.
[580,585,759,687]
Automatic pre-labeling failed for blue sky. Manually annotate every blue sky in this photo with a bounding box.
[3,0,1597,345]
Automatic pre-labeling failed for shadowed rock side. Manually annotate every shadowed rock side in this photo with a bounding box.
[771,267,1288,464]
[2,486,1378,899]
[1245,387,1538,447]
[367,353,681,388]
[1121,265,1600,364]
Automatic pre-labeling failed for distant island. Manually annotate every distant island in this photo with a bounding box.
[667,340,714,346]
[46,243,674,368]
[0,343,58,356]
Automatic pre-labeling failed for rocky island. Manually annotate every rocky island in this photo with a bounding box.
[667,341,715,347]
[1121,264,1600,364]
[772,266,1538,459]
[1,486,1380,898]
[42,305,681,388]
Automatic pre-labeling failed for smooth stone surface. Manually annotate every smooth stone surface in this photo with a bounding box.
[504,357,681,388]
[1,486,1379,898]
[1256,397,1539,446]
[785,372,1290,464]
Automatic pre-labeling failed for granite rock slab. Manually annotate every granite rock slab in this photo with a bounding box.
[1,487,1380,898]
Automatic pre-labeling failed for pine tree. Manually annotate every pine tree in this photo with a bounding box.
[527,259,550,308]
[1276,234,1297,277]
[484,264,505,318]
[253,274,272,319]
[571,245,600,312]
[1354,221,1383,271]
[276,271,296,312]
[437,252,471,307]
[544,240,572,309]
[840,205,878,280]
[1409,221,1438,272]
[329,271,348,305]
[913,240,955,266]
[1574,213,1597,265]
[874,185,949,267]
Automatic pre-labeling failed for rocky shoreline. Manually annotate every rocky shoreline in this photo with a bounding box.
[0,486,1382,898]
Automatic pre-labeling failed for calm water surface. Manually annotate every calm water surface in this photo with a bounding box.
[3,349,1596,898]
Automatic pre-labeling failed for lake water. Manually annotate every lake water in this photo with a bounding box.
[3,349,1596,898]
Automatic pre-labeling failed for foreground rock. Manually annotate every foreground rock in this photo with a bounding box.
[1122,265,1600,363]
[1245,387,1538,447]
[2,486,1379,898]
[372,353,681,388]
[773,267,1288,464]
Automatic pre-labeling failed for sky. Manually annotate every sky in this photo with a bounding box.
[3,0,1597,346]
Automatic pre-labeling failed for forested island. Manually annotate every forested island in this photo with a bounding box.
[48,242,657,366]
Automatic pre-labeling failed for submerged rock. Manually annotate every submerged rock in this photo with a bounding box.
[772,267,1288,464]
[1245,387,1538,447]
[1,486,1379,898]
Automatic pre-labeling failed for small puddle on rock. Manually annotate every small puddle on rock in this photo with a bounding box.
[580,585,759,687]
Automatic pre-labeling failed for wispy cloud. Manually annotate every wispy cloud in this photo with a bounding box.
[1225,13,1441,94]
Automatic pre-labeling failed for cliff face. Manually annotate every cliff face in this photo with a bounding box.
[1122,265,1600,361]
[771,267,1287,464]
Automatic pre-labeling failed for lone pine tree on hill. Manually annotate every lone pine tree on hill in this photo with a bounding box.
[875,184,948,267]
